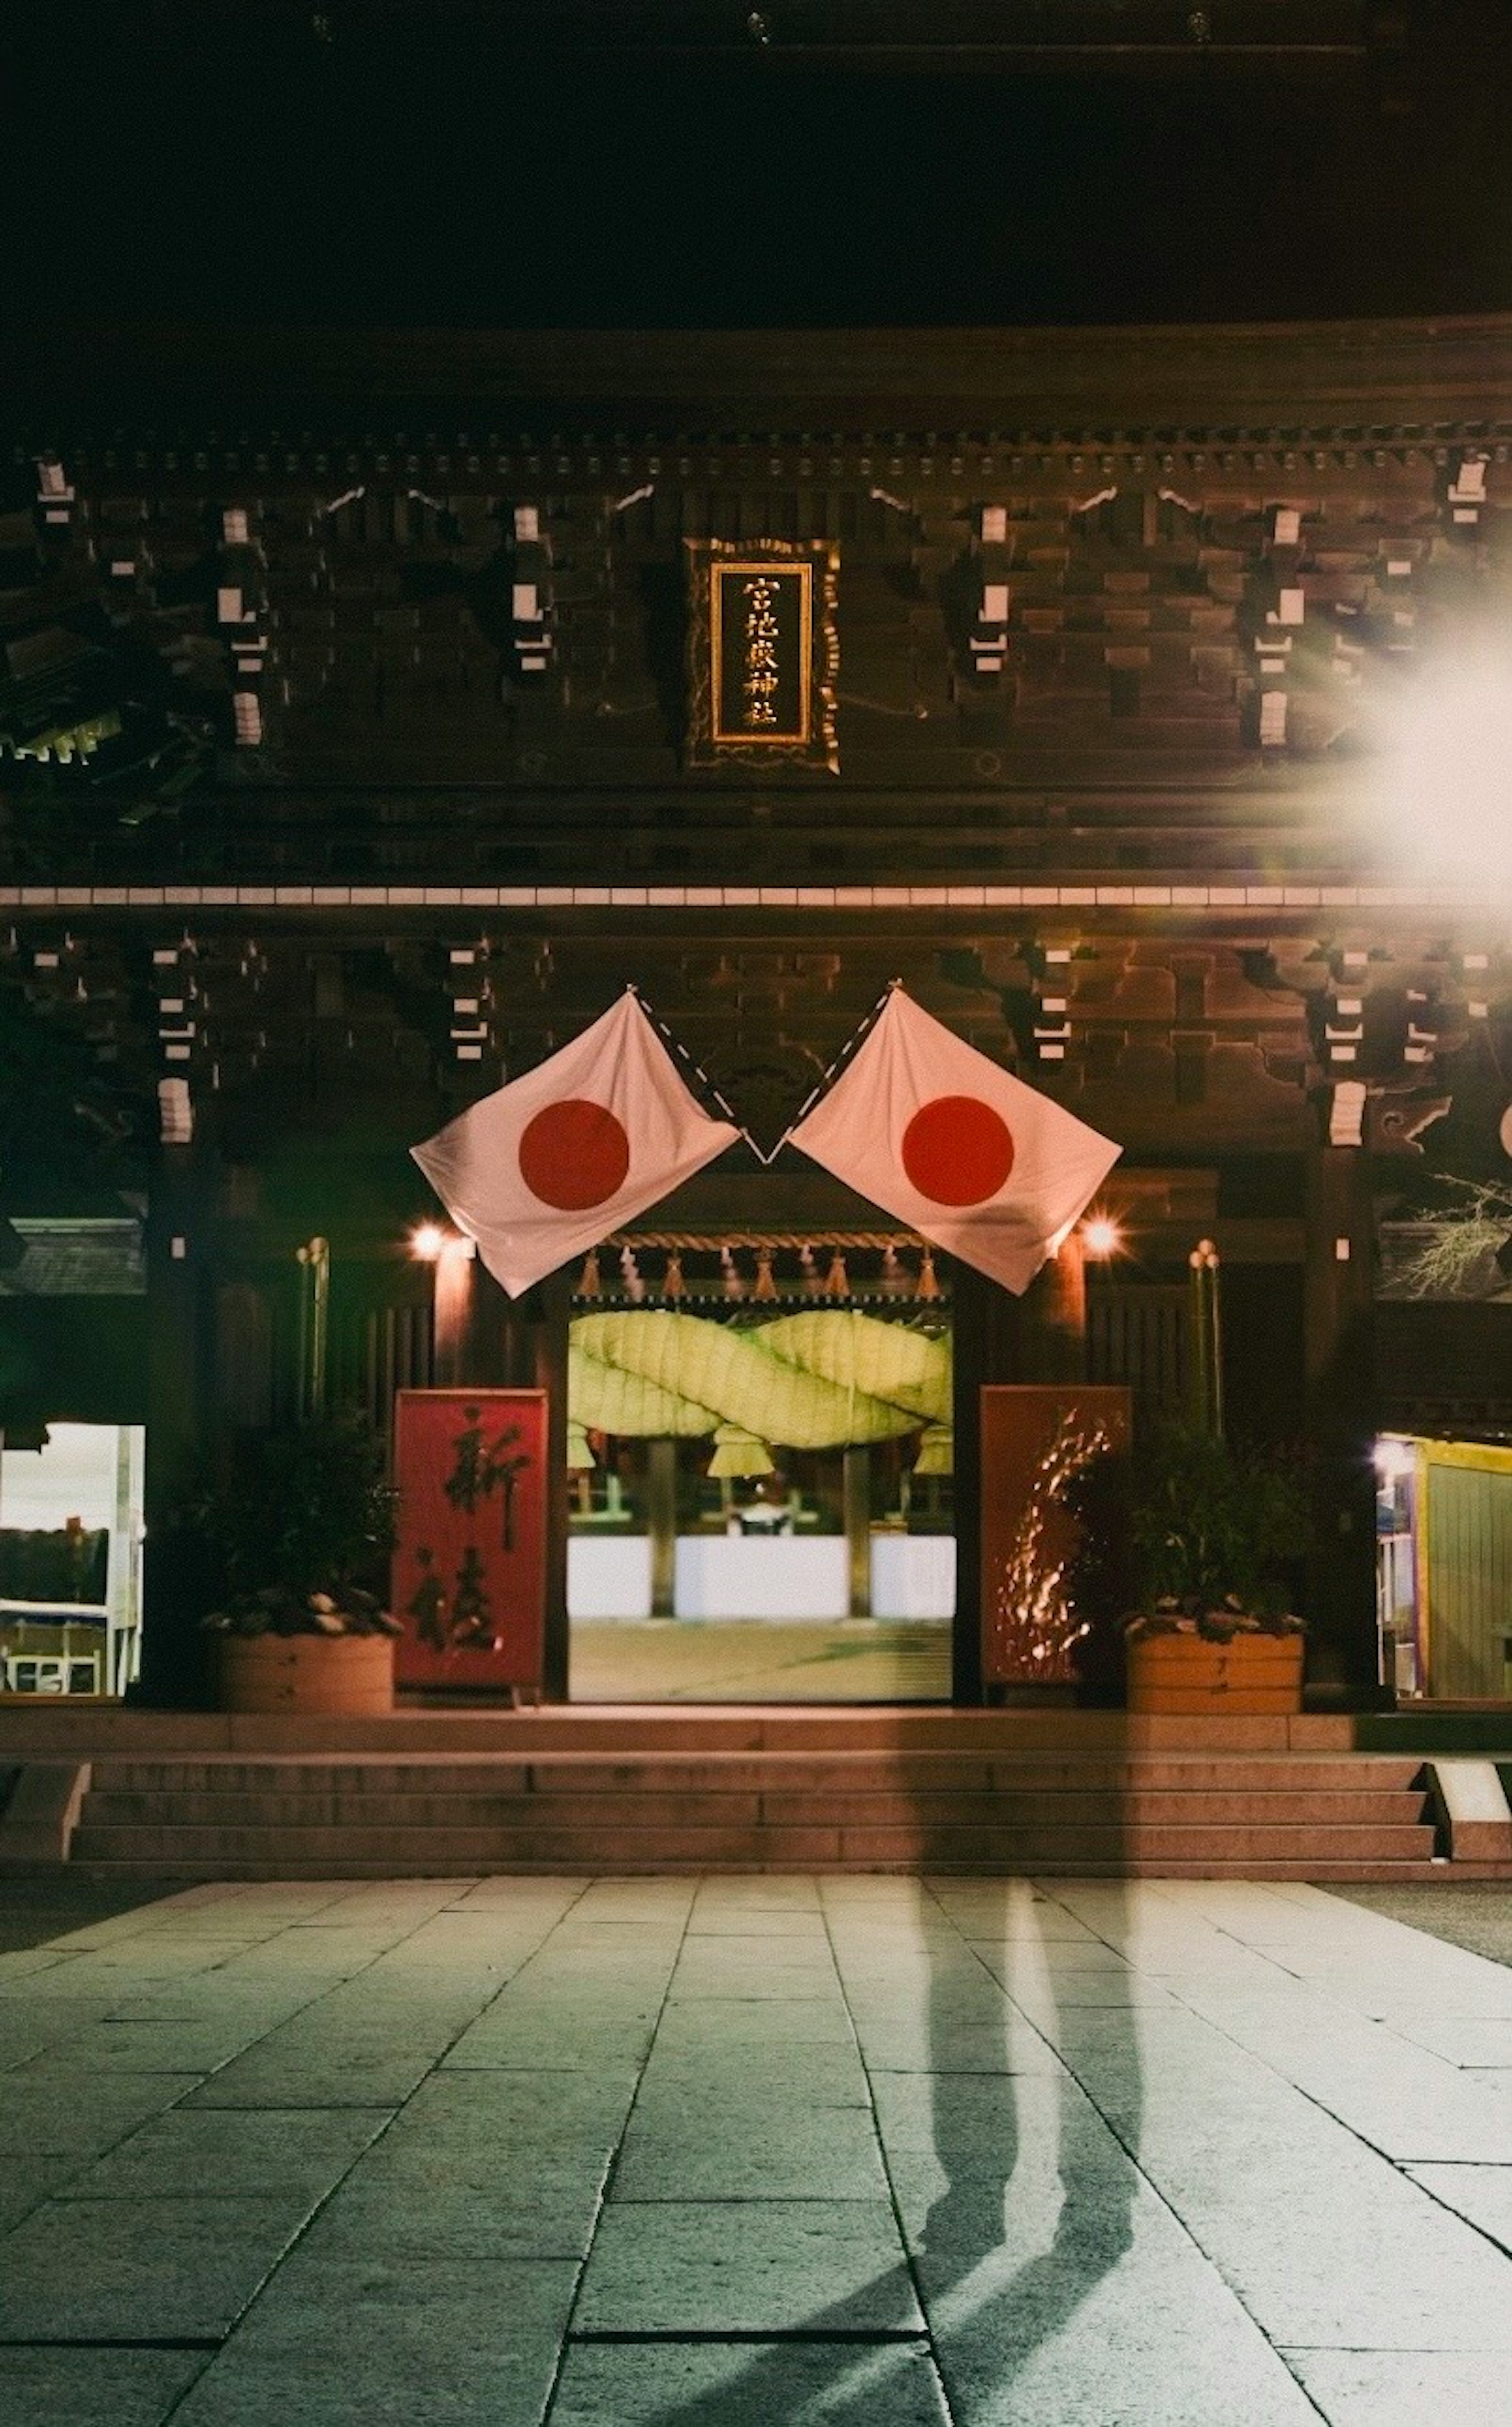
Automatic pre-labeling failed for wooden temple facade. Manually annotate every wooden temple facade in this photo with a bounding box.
[4,316,1512,1713]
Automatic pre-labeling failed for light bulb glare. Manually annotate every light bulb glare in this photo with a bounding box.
[1081,1216,1123,1259]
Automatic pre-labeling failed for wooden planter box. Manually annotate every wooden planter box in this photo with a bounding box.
[217,1632,395,1716]
[1127,1628,1304,1716]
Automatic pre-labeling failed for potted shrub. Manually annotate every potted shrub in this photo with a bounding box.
[193,1411,401,1714]
[1123,1424,1308,1714]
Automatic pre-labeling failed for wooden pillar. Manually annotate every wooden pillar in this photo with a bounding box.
[1021,1234,1089,1385]
[431,1238,475,1386]
[951,1260,1019,1703]
[460,1252,509,1385]
[843,1444,872,1617]
[1303,1144,1379,1705]
[647,1436,677,1619]
[135,1138,219,1708]
[533,1270,571,1703]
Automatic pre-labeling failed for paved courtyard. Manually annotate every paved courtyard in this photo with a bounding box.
[4,1875,1512,2423]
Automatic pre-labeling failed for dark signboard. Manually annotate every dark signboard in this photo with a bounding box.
[685,538,839,772]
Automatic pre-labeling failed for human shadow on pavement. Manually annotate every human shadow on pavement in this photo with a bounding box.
[570,1869,1143,2427]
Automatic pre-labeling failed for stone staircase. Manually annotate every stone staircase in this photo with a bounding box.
[67,1743,1444,1878]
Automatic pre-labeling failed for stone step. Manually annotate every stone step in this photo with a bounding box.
[87,1752,1426,1795]
[64,1849,1454,1882]
[65,1738,1446,1878]
[10,1708,1368,1756]
[79,1786,1427,1830]
[69,1819,1438,1868]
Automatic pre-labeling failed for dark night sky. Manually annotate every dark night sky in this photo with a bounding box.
[8,4,1512,331]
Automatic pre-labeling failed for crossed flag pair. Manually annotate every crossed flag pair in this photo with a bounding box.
[412,987,1120,1302]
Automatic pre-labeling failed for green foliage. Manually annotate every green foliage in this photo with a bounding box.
[187,1409,397,1604]
[1391,1179,1512,1300]
[1126,1423,1308,1635]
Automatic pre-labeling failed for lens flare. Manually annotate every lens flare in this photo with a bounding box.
[1080,1215,1123,1259]
[1376,641,1512,892]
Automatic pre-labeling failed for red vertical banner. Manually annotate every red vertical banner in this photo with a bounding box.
[392,1388,548,1693]
[980,1386,1132,1685]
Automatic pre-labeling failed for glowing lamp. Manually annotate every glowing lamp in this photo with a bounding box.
[1080,1215,1123,1259]
[410,1223,446,1263]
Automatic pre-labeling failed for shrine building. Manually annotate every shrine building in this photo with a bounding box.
[2,315,1511,1741]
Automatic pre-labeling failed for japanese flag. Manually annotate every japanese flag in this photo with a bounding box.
[789,986,1120,1296]
[412,991,739,1298]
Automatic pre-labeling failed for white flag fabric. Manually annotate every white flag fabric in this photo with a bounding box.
[788,986,1120,1296]
[411,991,740,1298]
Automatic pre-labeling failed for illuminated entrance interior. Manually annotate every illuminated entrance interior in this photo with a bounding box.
[0,1422,146,1696]
[566,1240,952,1701]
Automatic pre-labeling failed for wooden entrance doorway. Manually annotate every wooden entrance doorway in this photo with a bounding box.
[565,1233,953,1702]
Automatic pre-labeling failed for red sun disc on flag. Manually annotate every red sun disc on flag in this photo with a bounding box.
[901,1094,1015,1207]
[518,1099,631,1210]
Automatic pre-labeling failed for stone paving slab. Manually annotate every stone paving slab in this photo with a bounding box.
[636,2039,869,2103]
[1406,2159,1512,2251]
[166,2253,578,2427]
[549,2339,953,2425]
[0,2192,304,2340]
[850,2016,1067,2074]
[15,2017,293,2075]
[3,2347,210,2427]
[1386,2010,1512,2064]
[0,2153,93,2232]
[287,2065,641,2256]
[684,1906,830,1938]
[574,2197,924,2331]
[0,2069,207,2159]
[56,2105,387,2201]
[919,2231,1321,2426]
[302,2162,610,2260]
[641,1993,857,2047]
[610,2101,893,2202]
[182,2042,444,2108]
[5,1874,1512,2423]
[1280,2347,1512,2425]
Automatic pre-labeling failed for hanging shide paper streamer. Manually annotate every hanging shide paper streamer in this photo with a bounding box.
[914,1424,954,1477]
[709,1424,776,1478]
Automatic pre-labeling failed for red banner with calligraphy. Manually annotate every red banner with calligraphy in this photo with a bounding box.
[392,1388,548,1692]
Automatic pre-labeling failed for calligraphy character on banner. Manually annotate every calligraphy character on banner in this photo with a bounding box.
[444,1404,533,1552]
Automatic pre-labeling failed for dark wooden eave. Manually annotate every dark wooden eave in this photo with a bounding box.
[7,317,1512,440]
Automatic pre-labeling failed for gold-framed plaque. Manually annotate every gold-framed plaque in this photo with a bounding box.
[686,537,838,771]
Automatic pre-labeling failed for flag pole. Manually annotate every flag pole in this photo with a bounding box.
[741,979,903,1168]
[625,983,742,1127]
